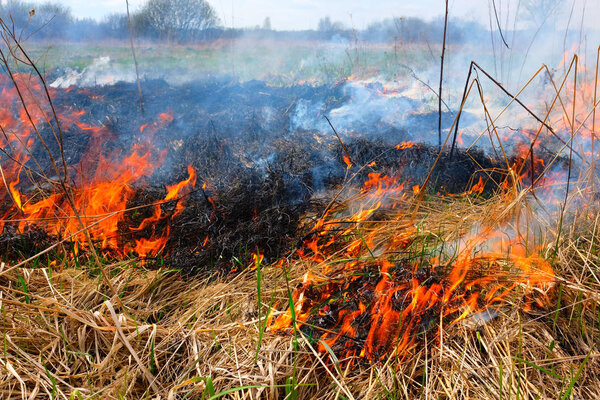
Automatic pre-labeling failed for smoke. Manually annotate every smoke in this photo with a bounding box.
[15,1,600,192]
[290,80,426,142]
[50,57,136,88]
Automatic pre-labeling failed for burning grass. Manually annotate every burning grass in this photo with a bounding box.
[2,14,600,399]
[1,185,599,399]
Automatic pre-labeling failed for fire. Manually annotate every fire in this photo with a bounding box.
[467,176,485,195]
[396,141,415,150]
[126,164,197,256]
[269,172,555,362]
[456,130,463,146]
[0,73,195,257]
[249,251,264,270]
[165,165,197,217]
[343,154,352,169]
[7,171,23,210]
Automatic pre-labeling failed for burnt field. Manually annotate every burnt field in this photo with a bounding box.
[1,7,600,399]
[0,75,509,273]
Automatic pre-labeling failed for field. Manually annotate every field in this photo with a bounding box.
[0,32,599,400]
[2,184,599,399]
[28,39,447,85]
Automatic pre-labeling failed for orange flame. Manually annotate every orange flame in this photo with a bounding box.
[0,74,192,257]
[343,154,352,169]
[269,172,555,363]
[396,141,415,150]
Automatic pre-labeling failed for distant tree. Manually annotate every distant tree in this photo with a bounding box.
[68,17,104,41]
[522,0,562,27]
[0,0,36,31]
[33,2,72,38]
[262,16,271,30]
[135,0,219,41]
[0,1,72,39]
[317,16,332,32]
[104,12,128,37]
[317,16,346,39]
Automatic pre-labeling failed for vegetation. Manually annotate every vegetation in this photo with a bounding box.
[0,1,598,399]
[25,40,446,86]
[1,184,599,398]
[0,0,71,39]
[0,0,489,44]
[1,45,599,396]
[132,0,219,41]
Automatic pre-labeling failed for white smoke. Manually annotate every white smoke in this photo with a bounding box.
[289,80,447,143]
[50,56,136,88]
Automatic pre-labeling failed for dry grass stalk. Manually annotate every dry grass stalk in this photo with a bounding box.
[0,186,598,398]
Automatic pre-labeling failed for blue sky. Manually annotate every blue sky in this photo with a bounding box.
[22,0,594,31]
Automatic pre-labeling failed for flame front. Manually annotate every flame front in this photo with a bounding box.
[269,172,555,362]
[0,74,196,257]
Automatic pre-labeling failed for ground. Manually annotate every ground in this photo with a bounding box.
[0,36,598,399]
[30,39,445,85]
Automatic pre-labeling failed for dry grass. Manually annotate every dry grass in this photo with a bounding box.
[1,14,600,400]
[1,186,599,399]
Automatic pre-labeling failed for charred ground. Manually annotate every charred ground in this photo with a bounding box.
[2,76,554,274]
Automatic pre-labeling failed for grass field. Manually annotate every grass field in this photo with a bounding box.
[26,38,449,85]
[1,33,599,399]
[2,182,599,399]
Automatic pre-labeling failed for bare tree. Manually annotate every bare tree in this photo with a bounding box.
[137,0,219,40]
[0,0,72,39]
[522,0,562,27]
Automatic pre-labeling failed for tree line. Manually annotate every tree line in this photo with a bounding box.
[0,0,489,44]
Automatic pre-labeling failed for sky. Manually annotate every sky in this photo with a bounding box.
[19,0,598,31]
